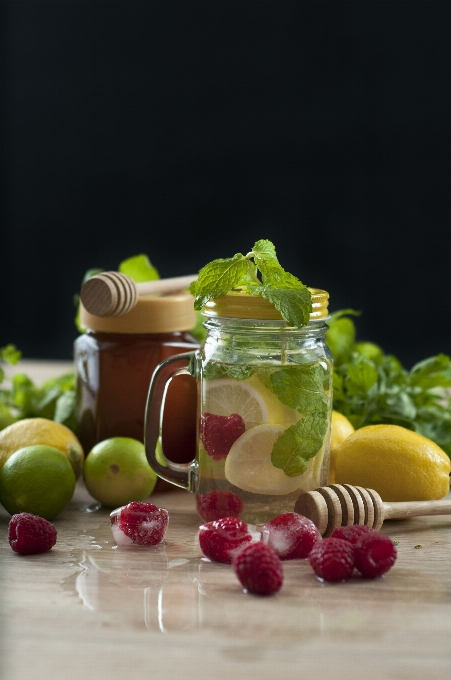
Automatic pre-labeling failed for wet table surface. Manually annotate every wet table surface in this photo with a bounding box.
[1,361,451,679]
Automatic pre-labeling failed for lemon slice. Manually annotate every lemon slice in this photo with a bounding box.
[203,379,269,430]
[224,424,307,495]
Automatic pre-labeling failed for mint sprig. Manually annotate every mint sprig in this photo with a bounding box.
[189,239,312,327]
[268,362,332,476]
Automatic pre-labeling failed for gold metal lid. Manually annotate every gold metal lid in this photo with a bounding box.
[79,291,197,334]
[203,288,329,322]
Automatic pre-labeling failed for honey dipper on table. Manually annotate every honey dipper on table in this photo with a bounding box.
[80,272,198,317]
[294,484,451,536]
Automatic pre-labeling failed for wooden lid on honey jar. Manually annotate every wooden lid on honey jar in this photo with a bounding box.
[79,292,197,334]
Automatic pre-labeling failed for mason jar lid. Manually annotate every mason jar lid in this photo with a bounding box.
[202,288,329,321]
[79,292,197,334]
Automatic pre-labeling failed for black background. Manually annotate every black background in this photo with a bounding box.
[1,1,450,367]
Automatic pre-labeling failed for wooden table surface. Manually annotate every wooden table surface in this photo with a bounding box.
[1,361,451,679]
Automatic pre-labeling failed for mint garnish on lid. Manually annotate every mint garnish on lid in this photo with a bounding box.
[189,239,312,327]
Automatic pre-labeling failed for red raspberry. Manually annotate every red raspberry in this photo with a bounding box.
[331,524,376,545]
[196,490,243,522]
[354,532,397,578]
[110,502,169,546]
[199,412,245,460]
[233,542,283,595]
[261,512,321,560]
[198,516,256,563]
[9,513,57,555]
[309,537,355,582]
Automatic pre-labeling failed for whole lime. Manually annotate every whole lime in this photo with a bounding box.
[0,444,77,520]
[83,437,157,508]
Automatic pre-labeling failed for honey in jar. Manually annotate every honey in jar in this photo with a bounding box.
[74,291,198,464]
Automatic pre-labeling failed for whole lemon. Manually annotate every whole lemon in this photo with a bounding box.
[329,410,355,484]
[0,444,76,520]
[83,437,157,508]
[0,418,84,478]
[334,424,451,501]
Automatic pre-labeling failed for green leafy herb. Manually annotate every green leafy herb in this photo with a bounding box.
[269,363,330,414]
[0,347,77,432]
[267,362,331,477]
[271,412,329,477]
[119,254,159,283]
[189,239,312,327]
[203,362,255,382]
[327,311,451,457]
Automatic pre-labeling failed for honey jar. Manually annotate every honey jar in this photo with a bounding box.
[74,292,199,464]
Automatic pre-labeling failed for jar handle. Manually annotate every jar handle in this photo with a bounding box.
[144,351,197,491]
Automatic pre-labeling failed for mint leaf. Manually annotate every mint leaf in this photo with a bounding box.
[252,240,303,288]
[326,314,358,364]
[119,254,159,283]
[251,239,281,281]
[271,413,329,477]
[345,357,378,396]
[191,254,248,310]
[409,354,451,389]
[270,363,330,413]
[189,240,313,327]
[0,345,21,365]
[253,284,312,327]
[204,362,255,381]
[54,391,77,431]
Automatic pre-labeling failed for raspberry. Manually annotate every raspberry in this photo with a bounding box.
[199,412,245,460]
[309,537,355,582]
[196,490,243,522]
[354,532,397,578]
[261,512,321,560]
[198,516,257,563]
[331,524,376,545]
[110,502,169,546]
[233,542,283,595]
[9,513,57,555]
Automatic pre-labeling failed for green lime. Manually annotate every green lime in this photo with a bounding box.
[83,437,157,508]
[0,445,77,520]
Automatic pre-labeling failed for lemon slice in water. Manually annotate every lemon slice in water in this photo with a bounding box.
[203,379,269,430]
[224,424,307,495]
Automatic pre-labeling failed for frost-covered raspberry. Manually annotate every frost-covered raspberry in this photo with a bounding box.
[354,531,397,578]
[110,502,169,546]
[199,412,245,460]
[309,537,355,582]
[233,542,283,595]
[196,490,243,522]
[9,513,57,555]
[198,516,259,563]
[261,512,321,560]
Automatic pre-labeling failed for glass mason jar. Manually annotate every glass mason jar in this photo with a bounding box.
[74,292,199,463]
[145,288,333,524]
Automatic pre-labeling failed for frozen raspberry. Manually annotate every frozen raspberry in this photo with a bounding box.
[233,542,283,595]
[331,524,376,545]
[354,532,397,578]
[110,501,169,546]
[199,412,245,460]
[196,490,244,522]
[309,537,355,582]
[261,512,321,560]
[9,513,57,555]
[198,516,258,563]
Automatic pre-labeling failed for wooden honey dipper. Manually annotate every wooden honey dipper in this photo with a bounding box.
[80,272,198,317]
[294,484,451,536]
